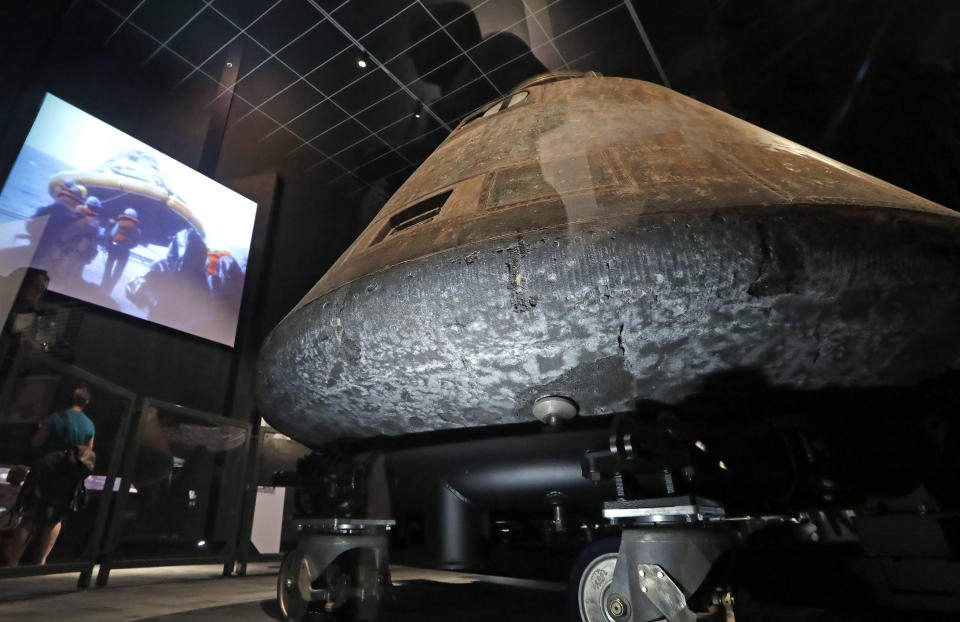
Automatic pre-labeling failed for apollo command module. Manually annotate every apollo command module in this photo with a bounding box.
[258,72,960,621]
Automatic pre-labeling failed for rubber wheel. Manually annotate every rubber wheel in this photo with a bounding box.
[568,538,622,622]
[278,551,319,622]
[278,549,385,622]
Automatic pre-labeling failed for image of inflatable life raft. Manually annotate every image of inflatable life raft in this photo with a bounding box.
[48,149,205,246]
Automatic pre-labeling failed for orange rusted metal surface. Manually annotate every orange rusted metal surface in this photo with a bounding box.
[298,73,951,307]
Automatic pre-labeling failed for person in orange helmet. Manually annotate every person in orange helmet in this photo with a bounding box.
[101,207,141,293]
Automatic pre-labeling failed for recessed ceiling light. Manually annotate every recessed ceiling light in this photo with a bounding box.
[358,51,370,69]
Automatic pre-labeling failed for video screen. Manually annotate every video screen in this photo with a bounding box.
[0,94,257,346]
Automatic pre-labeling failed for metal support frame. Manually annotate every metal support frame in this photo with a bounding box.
[227,422,265,577]
[197,41,242,178]
[220,172,281,577]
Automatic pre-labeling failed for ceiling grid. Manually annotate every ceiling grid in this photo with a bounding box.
[90,0,664,200]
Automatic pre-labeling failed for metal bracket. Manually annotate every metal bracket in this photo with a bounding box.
[296,517,395,534]
[603,495,725,523]
[637,563,694,622]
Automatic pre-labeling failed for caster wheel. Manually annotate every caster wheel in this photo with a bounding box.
[278,549,386,622]
[278,551,321,622]
[569,538,623,622]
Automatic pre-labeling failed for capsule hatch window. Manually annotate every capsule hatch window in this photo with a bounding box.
[507,91,528,107]
[460,90,529,129]
[370,190,453,246]
[482,101,503,118]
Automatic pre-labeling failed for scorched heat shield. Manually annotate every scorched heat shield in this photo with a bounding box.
[257,72,960,446]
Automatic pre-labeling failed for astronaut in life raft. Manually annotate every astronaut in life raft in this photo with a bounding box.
[125,229,245,333]
[26,179,105,283]
[47,150,206,247]
[100,207,142,292]
[24,149,204,291]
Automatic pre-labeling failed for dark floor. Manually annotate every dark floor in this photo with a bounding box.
[0,564,568,621]
[141,581,567,621]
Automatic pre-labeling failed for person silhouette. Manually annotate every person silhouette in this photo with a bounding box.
[3,386,95,566]
[101,207,142,293]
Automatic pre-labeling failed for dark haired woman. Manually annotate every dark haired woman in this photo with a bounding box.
[2,386,95,566]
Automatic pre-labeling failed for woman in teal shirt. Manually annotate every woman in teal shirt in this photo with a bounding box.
[2,386,95,566]
[34,388,96,452]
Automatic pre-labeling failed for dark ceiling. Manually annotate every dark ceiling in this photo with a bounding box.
[67,0,660,211]
[21,0,958,221]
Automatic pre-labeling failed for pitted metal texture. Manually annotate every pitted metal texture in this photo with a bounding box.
[259,205,960,445]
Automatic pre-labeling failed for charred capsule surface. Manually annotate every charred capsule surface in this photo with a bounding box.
[258,73,960,446]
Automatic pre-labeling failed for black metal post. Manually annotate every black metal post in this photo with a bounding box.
[196,41,242,179]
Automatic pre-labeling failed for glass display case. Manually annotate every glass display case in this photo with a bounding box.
[96,398,250,584]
